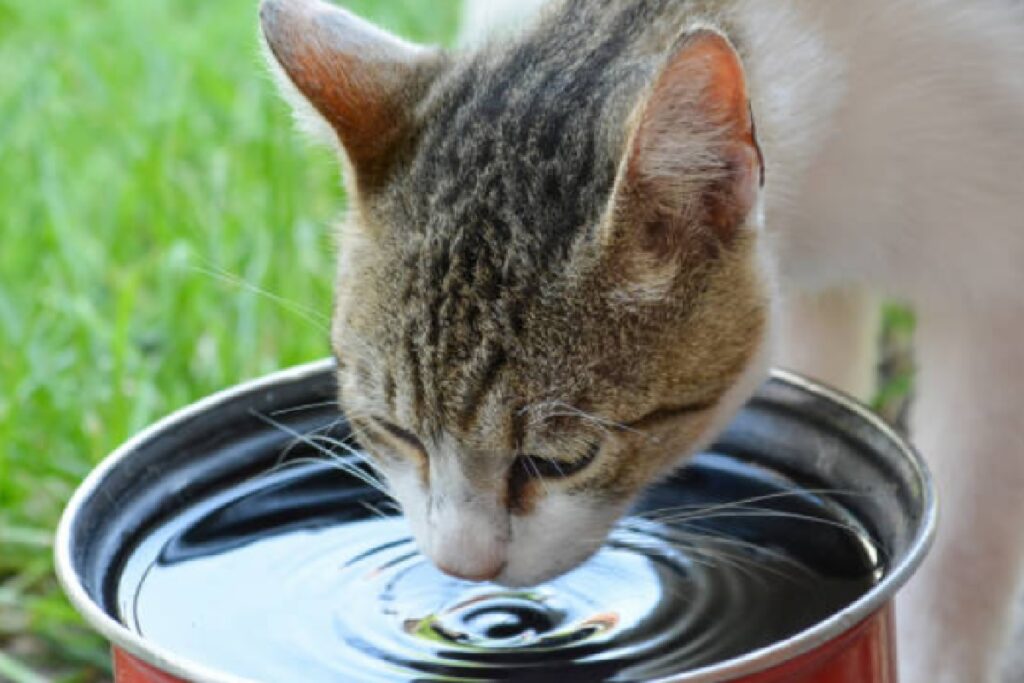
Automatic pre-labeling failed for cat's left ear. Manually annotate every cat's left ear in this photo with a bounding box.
[260,0,445,188]
[603,28,764,277]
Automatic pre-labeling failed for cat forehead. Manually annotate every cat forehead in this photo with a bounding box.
[372,9,661,236]
[382,78,625,248]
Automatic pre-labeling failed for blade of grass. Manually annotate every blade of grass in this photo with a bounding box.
[0,651,48,683]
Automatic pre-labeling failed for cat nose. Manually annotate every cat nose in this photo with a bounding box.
[436,558,505,582]
[428,516,507,582]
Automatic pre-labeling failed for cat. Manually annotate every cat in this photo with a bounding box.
[258,0,1024,681]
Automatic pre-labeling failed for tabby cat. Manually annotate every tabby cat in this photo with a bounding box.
[259,0,1024,680]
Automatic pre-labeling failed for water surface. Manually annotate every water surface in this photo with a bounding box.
[118,452,881,682]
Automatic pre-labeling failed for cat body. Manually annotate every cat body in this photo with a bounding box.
[260,1,1024,681]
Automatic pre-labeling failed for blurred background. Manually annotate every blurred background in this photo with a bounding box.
[0,0,911,679]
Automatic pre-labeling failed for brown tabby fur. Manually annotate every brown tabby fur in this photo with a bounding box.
[289,0,770,506]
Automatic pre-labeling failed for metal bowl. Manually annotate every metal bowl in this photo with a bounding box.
[55,359,936,682]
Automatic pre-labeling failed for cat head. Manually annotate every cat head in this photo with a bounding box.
[261,0,773,586]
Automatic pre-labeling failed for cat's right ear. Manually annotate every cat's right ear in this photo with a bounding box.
[260,0,444,187]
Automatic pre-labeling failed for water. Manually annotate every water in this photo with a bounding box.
[117,452,882,682]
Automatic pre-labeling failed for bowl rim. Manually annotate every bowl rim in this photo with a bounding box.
[54,358,937,683]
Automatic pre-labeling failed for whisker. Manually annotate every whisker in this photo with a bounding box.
[636,528,801,583]
[378,500,403,514]
[309,433,369,460]
[269,401,341,417]
[522,401,650,439]
[640,488,868,524]
[546,456,567,479]
[265,416,350,473]
[190,263,330,333]
[361,500,395,520]
[331,422,402,493]
[620,517,832,584]
[251,409,392,497]
[686,543,796,582]
[249,455,338,481]
[677,534,811,581]
[674,528,803,565]
[244,455,393,508]
[627,531,754,577]
[523,454,551,496]
[665,509,872,544]
[312,438,388,488]
[344,423,389,468]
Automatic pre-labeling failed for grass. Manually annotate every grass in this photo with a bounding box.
[0,0,460,678]
[0,0,914,679]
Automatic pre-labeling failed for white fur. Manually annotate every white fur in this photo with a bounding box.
[503,494,629,587]
[776,287,881,402]
[897,308,1024,683]
[457,0,552,47]
[456,1,1024,681]
[259,31,340,150]
[734,5,1024,681]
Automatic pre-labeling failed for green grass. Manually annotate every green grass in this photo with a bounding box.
[0,0,915,678]
[0,0,459,677]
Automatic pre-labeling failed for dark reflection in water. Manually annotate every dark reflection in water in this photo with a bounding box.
[118,452,882,682]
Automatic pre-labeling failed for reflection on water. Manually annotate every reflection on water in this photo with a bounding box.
[118,453,881,682]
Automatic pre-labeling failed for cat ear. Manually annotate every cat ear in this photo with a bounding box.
[604,28,764,279]
[260,0,444,184]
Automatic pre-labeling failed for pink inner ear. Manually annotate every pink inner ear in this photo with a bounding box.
[661,32,749,126]
[625,28,763,245]
[685,36,765,192]
[261,0,423,175]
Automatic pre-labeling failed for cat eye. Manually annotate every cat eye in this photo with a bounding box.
[515,441,602,480]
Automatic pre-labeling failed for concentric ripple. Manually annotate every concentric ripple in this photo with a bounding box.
[117,454,881,682]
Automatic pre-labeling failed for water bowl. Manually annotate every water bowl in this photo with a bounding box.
[56,359,935,682]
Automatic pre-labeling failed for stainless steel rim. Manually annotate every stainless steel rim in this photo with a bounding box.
[55,360,937,683]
